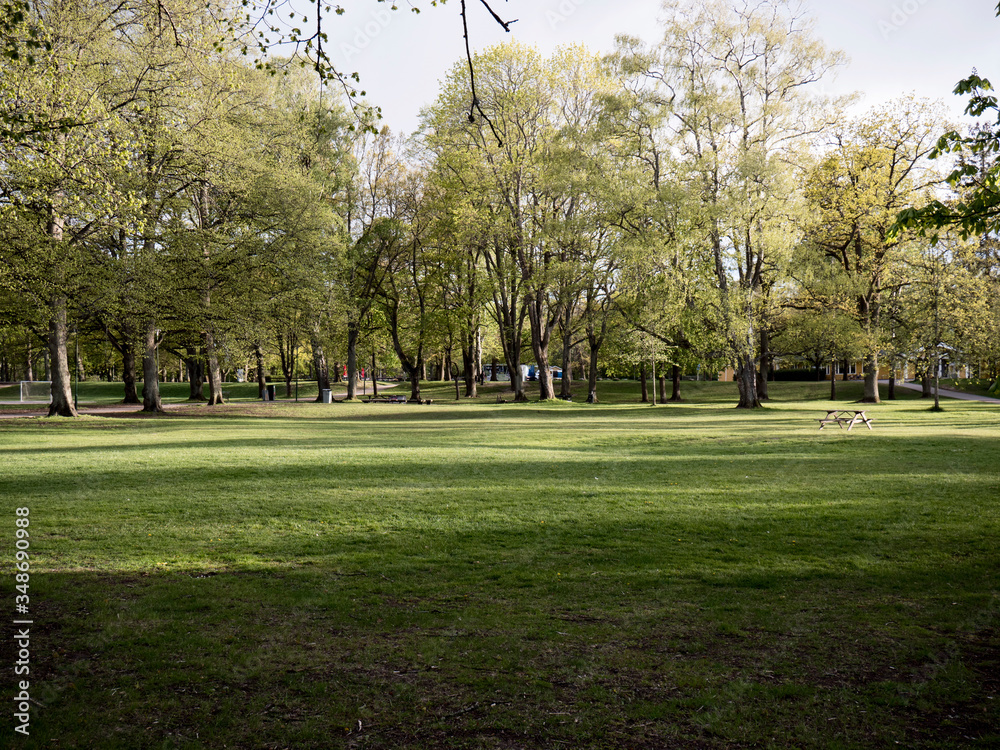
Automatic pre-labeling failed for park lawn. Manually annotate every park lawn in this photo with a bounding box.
[1,383,998,749]
[0,380,290,407]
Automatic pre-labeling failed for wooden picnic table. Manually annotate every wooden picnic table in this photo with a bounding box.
[818,409,873,431]
[361,395,407,404]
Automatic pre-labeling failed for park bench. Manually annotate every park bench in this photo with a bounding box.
[818,409,873,431]
[361,395,407,404]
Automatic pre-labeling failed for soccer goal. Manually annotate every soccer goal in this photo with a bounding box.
[19,381,52,402]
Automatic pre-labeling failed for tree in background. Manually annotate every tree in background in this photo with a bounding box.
[622,0,844,408]
[0,0,153,415]
[803,100,945,403]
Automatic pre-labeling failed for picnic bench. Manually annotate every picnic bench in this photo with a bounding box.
[361,394,407,404]
[818,409,873,431]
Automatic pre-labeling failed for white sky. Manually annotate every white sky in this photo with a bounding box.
[317,0,1000,134]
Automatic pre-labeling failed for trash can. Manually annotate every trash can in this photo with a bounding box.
[321,389,332,404]
[266,384,276,401]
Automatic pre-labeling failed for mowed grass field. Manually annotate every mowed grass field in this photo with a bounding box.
[1,381,998,749]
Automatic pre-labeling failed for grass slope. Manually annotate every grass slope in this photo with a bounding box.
[1,382,998,749]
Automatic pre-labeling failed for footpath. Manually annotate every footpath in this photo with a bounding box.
[882,380,1000,404]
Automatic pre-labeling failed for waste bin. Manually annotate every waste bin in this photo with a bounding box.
[266,384,276,401]
[321,389,332,404]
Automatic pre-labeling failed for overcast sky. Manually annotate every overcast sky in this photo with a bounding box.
[318,0,1000,134]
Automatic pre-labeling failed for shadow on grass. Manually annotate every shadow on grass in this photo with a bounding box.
[24,533,1000,750]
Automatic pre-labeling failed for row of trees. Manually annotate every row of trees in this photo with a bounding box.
[2,0,997,416]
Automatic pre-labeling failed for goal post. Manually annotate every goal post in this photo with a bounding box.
[19,381,52,402]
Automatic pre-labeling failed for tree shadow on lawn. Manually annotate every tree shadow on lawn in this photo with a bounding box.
[10,403,993,459]
[24,543,1000,750]
[2,429,996,491]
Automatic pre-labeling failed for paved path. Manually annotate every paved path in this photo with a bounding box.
[882,381,1000,404]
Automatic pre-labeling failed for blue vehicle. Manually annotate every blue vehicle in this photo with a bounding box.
[526,365,563,381]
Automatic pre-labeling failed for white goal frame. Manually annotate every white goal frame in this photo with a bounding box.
[19,381,52,402]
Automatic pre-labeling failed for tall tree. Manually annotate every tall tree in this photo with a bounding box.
[423,42,620,401]
[633,0,843,408]
[803,100,945,403]
[0,0,159,415]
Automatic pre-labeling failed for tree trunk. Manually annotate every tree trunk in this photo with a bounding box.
[658,373,667,404]
[121,341,140,404]
[559,324,573,400]
[887,373,896,400]
[47,296,78,417]
[475,328,483,386]
[278,331,294,399]
[141,323,163,413]
[197,179,223,407]
[254,343,267,399]
[861,353,880,404]
[371,351,379,398]
[511,363,526,401]
[586,343,600,403]
[407,366,422,402]
[830,356,837,400]
[651,358,658,406]
[490,356,498,382]
[205,330,224,405]
[758,328,771,401]
[527,296,556,401]
[669,364,683,402]
[311,328,330,402]
[584,310,608,405]
[933,354,941,410]
[344,321,359,399]
[735,356,761,409]
[640,362,649,403]
[462,331,478,398]
[921,371,932,398]
[499,327,527,401]
[186,349,205,401]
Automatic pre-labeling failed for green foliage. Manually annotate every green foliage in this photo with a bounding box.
[892,6,1000,240]
[895,73,1000,240]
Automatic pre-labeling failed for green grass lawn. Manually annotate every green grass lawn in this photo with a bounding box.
[1,382,998,748]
